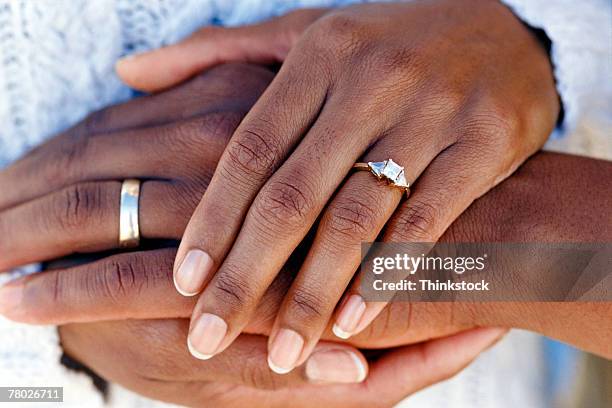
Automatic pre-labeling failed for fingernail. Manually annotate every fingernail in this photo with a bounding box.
[188,313,227,360]
[0,283,23,317]
[268,328,304,374]
[116,52,142,66]
[306,349,367,383]
[174,249,214,296]
[115,57,134,74]
[332,295,366,339]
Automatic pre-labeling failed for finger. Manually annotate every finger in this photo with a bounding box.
[172,54,330,296]
[183,93,389,366]
[343,141,507,336]
[188,333,368,387]
[269,327,506,407]
[0,62,273,211]
[0,180,195,270]
[81,63,275,133]
[357,327,507,406]
[116,9,327,92]
[62,319,367,392]
[0,65,250,211]
[0,249,192,324]
[0,115,228,210]
[0,248,290,329]
[268,130,454,370]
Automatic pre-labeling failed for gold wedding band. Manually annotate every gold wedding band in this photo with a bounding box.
[353,159,411,191]
[119,179,141,248]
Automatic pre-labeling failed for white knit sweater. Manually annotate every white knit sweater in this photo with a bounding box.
[0,1,610,407]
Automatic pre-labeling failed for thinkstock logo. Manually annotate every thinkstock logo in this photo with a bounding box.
[360,242,612,302]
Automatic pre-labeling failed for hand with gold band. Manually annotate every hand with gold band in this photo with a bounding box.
[0,63,513,406]
[0,63,273,269]
[116,1,561,372]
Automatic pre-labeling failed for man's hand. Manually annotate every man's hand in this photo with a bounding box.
[0,63,273,269]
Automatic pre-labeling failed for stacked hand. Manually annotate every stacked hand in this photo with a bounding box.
[116,1,560,373]
[0,63,510,407]
[0,63,609,408]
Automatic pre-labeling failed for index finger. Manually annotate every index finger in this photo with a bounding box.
[0,248,289,328]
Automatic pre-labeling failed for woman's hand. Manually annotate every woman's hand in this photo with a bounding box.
[59,317,503,407]
[118,1,560,373]
[0,63,273,270]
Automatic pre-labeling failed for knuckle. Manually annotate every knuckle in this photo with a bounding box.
[127,323,183,379]
[463,98,521,149]
[373,46,423,81]
[307,13,372,64]
[458,100,523,175]
[179,113,242,150]
[93,256,146,303]
[324,195,378,240]
[200,112,242,143]
[254,176,316,231]
[316,13,364,47]
[50,270,65,307]
[288,285,327,322]
[392,199,441,242]
[81,108,111,135]
[462,97,530,184]
[212,266,258,311]
[55,132,91,179]
[157,184,201,237]
[224,123,281,180]
[239,355,280,390]
[21,270,68,323]
[425,85,466,123]
[52,183,105,231]
[358,302,411,342]
[163,114,242,177]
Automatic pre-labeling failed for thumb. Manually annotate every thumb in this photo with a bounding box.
[361,327,508,406]
[115,8,328,92]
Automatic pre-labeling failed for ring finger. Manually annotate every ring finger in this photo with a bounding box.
[266,132,453,373]
[0,180,194,270]
[336,140,507,338]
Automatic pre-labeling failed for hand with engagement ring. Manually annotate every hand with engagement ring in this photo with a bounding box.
[0,63,516,403]
[116,1,561,373]
[0,63,609,407]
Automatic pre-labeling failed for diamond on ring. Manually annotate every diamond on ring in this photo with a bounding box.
[367,159,410,189]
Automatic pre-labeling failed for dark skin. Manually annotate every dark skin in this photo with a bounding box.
[0,63,609,408]
[118,0,561,371]
[0,63,509,407]
[7,152,609,353]
[22,149,612,408]
[57,323,506,407]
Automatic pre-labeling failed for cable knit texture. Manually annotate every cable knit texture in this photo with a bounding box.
[0,1,609,407]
